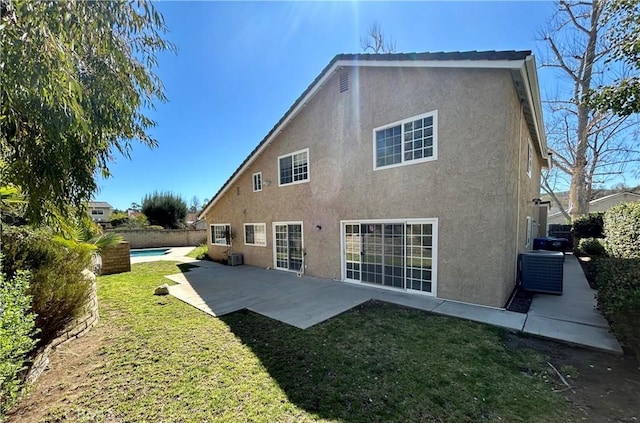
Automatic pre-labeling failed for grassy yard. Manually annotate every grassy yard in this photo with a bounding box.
[186,244,208,259]
[29,261,574,422]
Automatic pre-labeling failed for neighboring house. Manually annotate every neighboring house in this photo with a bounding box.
[200,51,549,308]
[88,201,113,227]
[547,192,640,225]
[186,212,208,230]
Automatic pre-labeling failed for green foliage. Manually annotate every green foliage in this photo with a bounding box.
[109,212,149,229]
[186,244,209,260]
[2,227,92,348]
[109,211,130,228]
[604,202,640,258]
[595,258,640,361]
[572,212,605,239]
[141,191,188,229]
[589,0,640,116]
[0,0,175,224]
[577,238,608,257]
[0,267,37,417]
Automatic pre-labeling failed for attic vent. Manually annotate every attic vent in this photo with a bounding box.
[339,72,349,93]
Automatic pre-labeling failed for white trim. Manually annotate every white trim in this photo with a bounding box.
[210,223,231,246]
[339,218,438,298]
[338,59,526,70]
[252,172,262,192]
[243,223,267,247]
[277,148,310,187]
[373,110,438,171]
[199,55,544,219]
[272,221,304,272]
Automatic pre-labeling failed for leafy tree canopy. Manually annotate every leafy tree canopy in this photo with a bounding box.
[141,191,187,229]
[0,0,174,225]
[590,0,640,115]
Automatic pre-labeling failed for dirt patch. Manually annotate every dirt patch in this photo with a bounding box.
[6,322,118,423]
[504,333,640,422]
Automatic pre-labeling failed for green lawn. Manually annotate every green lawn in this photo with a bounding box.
[42,262,573,422]
[186,244,208,259]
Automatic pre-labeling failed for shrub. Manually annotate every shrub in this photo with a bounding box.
[577,238,607,257]
[604,202,640,259]
[573,212,605,239]
[0,268,37,416]
[595,258,640,361]
[109,211,130,227]
[2,227,92,347]
[141,191,188,229]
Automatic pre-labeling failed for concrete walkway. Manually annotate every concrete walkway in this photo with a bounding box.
[140,247,622,354]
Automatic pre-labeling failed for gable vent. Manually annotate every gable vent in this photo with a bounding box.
[339,72,349,93]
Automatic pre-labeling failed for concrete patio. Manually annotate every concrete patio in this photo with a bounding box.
[154,248,622,354]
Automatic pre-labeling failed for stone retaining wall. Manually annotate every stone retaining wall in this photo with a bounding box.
[109,229,207,249]
[25,270,99,384]
[101,241,131,275]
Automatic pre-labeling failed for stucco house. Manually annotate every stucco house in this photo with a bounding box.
[88,201,113,227]
[199,51,549,308]
[547,191,640,225]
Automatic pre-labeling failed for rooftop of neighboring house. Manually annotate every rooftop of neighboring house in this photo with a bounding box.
[88,201,113,209]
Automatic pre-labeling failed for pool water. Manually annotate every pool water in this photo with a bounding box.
[130,248,170,257]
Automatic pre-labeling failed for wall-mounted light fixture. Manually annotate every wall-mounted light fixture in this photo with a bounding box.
[315,225,322,231]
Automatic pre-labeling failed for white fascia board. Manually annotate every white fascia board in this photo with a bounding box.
[337,59,526,70]
[522,56,549,167]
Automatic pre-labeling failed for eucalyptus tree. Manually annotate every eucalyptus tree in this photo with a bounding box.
[0,0,175,225]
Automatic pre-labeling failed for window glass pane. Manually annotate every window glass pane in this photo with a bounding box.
[403,114,435,163]
[375,126,402,168]
[245,225,255,244]
[279,156,292,184]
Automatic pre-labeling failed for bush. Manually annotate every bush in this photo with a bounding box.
[141,191,188,229]
[0,268,37,416]
[577,238,607,257]
[595,258,640,361]
[573,212,605,239]
[604,202,640,259]
[2,227,92,348]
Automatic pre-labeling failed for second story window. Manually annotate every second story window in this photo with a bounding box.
[279,148,309,186]
[374,111,438,170]
[253,172,262,192]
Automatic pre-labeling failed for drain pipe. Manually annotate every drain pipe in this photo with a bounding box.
[514,101,524,283]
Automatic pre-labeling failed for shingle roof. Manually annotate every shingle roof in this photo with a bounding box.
[199,50,536,219]
[88,201,112,208]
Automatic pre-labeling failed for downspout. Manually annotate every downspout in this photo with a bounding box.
[514,101,524,283]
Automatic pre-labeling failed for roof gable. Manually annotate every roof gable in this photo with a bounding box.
[200,50,545,219]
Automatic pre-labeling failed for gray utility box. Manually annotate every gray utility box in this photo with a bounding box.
[228,253,244,266]
[519,251,564,295]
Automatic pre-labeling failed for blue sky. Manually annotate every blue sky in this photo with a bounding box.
[96,1,573,211]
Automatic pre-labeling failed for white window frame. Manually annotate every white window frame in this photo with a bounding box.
[252,172,262,192]
[91,209,104,215]
[373,110,438,171]
[278,148,310,187]
[339,218,438,297]
[272,221,304,272]
[210,224,231,246]
[526,140,532,179]
[244,223,267,247]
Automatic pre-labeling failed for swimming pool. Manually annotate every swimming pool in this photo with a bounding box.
[130,248,170,257]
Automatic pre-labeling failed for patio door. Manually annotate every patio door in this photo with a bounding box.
[273,222,303,271]
[342,220,436,295]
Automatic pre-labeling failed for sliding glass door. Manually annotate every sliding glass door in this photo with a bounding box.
[342,220,436,294]
[274,222,303,271]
